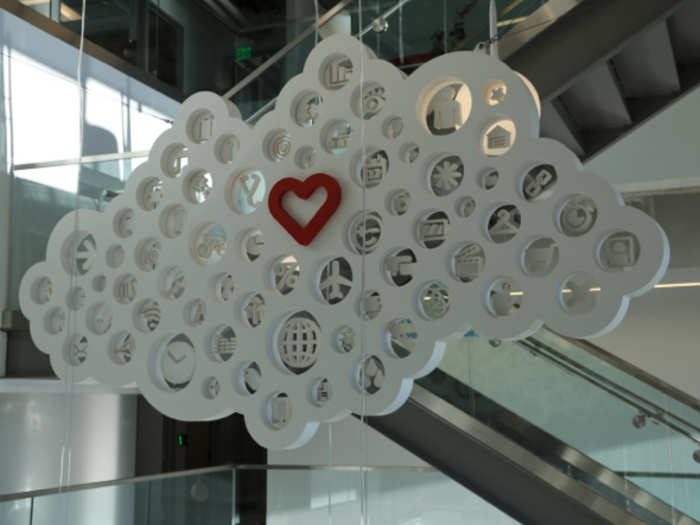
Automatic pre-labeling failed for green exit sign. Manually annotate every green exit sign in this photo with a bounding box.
[236,46,252,61]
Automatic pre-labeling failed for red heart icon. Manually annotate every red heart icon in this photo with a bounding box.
[268,173,342,246]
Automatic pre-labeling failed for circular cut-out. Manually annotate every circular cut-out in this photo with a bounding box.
[560,273,599,314]
[205,377,220,399]
[296,146,316,169]
[522,164,557,201]
[242,293,265,327]
[353,82,387,119]
[385,248,417,286]
[482,119,516,156]
[137,299,161,332]
[239,361,262,395]
[479,168,499,190]
[215,135,239,164]
[158,333,195,391]
[267,393,292,429]
[355,356,385,394]
[69,286,86,311]
[162,144,188,177]
[383,117,404,139]
[114,209,134,238]
[230,170,266,215]
[417,211,450,249]
[421,80,472,135]
[598,231,641,272]
[264,130,292,162]
[400,143,420,164]
[242,229,264,262]
[293,92,322,127]
[47,307,66,334]
[115,275,137,304]
[271,256,300,296]
[419,281,450,320]
[359,150,389,189]
[210,325,236,362]
[162,267,186,300]
[386,318,417,358]
[186,299,207,327]
[276,311,321,374]
[323,120,353,155]
[558,195,597,237]
[185,171,213,204]
[187,110,214,144]
[456,196,477,218]
[215,273,235,302]
[484,80,507,106]
[487,278,522,317]
[67,335,88,366]
[347,211,383,255]
[522,238,559,277]
[487,205,521,243]
[388,190,411,216]
[88,302,113,335]
[429,155,464,196]
[336,325,356,353]
[32,277,52,305]
[137,238,162,272]
[107,245,126,269]
[112,332,134,364]
[192,223,227,266]
[160,205,187,239]
[452,243,485,283]
[319,257,353,305]
[311,378,331,407]
[359,290,382,320]
[139,178,164,211]
[63,233,97,276]
[321,54,353,90]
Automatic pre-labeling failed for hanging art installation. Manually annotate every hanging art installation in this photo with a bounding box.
[19,35,669,449]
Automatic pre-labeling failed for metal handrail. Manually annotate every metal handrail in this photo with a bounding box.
[519,337,700,447]
[0,463,436,502]
[549,329,700,411]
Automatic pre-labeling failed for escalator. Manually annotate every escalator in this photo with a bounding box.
[366,330,700,525]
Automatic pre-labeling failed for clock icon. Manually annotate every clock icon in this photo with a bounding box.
[158,334,196,391]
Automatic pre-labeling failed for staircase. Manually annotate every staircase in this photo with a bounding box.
[505,0,700,161]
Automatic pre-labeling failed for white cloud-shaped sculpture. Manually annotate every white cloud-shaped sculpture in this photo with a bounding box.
[19,35,669,449]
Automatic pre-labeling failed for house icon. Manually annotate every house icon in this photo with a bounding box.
[486,124,512,150]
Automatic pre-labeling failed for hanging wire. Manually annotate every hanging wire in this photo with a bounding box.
[357,0,370,522]
[61,1,87,521]
[442,0,447,53]
[314,0,320,45]
[327,423,334,525]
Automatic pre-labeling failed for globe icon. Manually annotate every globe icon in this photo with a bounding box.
[278,313,321,373]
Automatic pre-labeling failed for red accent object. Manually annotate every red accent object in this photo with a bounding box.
[268,173,342,246]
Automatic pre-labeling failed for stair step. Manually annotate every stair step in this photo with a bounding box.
[540,100,585,157]
[612,22,680,98]
[668,0,700,65]
[560,61,632,130]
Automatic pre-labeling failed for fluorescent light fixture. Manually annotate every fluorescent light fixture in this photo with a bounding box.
[510,282,700,296]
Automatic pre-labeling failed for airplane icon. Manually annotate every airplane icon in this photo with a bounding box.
[320,259,353,302]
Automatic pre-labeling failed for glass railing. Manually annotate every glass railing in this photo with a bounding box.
[438,330,700,521]
[0,464,521,525]
[230,0,559,120]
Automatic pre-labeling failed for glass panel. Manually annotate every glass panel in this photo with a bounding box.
[440,334,700,520]
[0,498,31,525]
[25,469,235,525]
[267,468,519,524]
